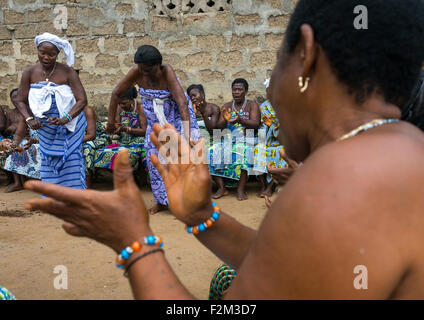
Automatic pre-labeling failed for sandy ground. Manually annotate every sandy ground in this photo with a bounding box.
[0,172,270,300]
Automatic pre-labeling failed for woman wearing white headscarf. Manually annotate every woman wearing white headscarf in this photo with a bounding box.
[14,33,88,190]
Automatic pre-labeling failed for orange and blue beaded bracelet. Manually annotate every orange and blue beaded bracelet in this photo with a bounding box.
[185,202,220,235]
[116,235,163,269]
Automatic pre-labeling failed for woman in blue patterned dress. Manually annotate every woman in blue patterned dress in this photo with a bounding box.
[14,33,88,190]
[106,45,200,214]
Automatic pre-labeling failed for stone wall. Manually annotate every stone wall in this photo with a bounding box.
[0,0,297,115]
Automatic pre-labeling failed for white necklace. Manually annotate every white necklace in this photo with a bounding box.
[42,62,57,82]
[232,97,247,113]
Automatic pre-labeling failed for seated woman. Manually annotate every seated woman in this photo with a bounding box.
[82,105,109,188]
[187,84,220,137]
[253,79,287,197]
[0,89,41,193]
[93,87,147,172]
[209,78,260,201]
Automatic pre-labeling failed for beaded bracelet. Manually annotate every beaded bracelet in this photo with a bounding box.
[185,202,220,235]
[65,113,72,122]
[116,235,163,269]
[124,248,164,278]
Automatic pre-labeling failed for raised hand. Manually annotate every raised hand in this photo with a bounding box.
[24,150,151,253]
[262,114,273,127]
[150,123,213,226]
[222,107,232,123]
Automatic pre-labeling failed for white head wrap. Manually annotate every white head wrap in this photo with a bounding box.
[264,78,271,89]
[34,33,75,67]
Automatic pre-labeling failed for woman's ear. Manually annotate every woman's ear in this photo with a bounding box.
[299,24,318,79]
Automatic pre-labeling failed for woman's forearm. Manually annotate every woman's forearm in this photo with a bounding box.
[127,128,146,137]
[83,134,95,143]
[178,103,191,141]
[68,100,87,120]
[16,102,33,120]
[239,118,260,129]
[108,93,120,126]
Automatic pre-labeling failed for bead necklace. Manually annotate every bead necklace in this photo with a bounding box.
[337,118,400,141]
[232,97,247,117]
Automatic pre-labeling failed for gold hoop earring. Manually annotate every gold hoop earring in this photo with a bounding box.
[298,76,310,93]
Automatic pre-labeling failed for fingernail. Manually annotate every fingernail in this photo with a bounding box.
[24,203,32,211]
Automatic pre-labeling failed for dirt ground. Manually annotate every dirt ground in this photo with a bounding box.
[0,172,271,300]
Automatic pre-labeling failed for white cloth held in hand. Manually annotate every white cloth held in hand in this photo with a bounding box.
[28,83,78,132]
[153,98,169,126]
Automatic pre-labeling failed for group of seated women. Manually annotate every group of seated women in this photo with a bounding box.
[188,78,288,201]
[1,78,288,199]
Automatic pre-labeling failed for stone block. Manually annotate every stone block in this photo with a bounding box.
[199,69,225,83]
[249,51,276,69]
[81,7,103,19]
[196,35,226,51]
[216,51,243,67]
[152,16,178,31]
[165,37,193,51]
[0,59,9,73]
[4,10,25,25]
[185,52,213,70]
[0,26,12,40]
[133,36,159,50]
[183,14,209,26]
[234,14,261,25]
[38,22,66,37]
[232,70,256,81]
[230,35,259,50]
[104,36,130,53]
[268,14,290,29]
[76,38,100,53]
[265,0,282,8]
[92,22,118,36]
[115,3,133,14]
[20,40,37,56]
[15,24,38,39]
[0,41,14,56]
[28,8,51,23]
[0,74,18,87]
[66,22,89,36]
[213,12,230,29]
[163,53,186,70]
[123,18,145,34]
[95,54,120,69]
[265,33,284,49]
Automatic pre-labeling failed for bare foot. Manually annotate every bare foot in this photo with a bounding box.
[260,187,274,198]
[257,186,267,198]
[212,188,229,199]
[237,190,248,201]
[5,183,24,193]
[148,203,168,215]
[264,196,272,208]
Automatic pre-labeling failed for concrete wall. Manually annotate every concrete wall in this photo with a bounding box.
[0,0,297,115]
